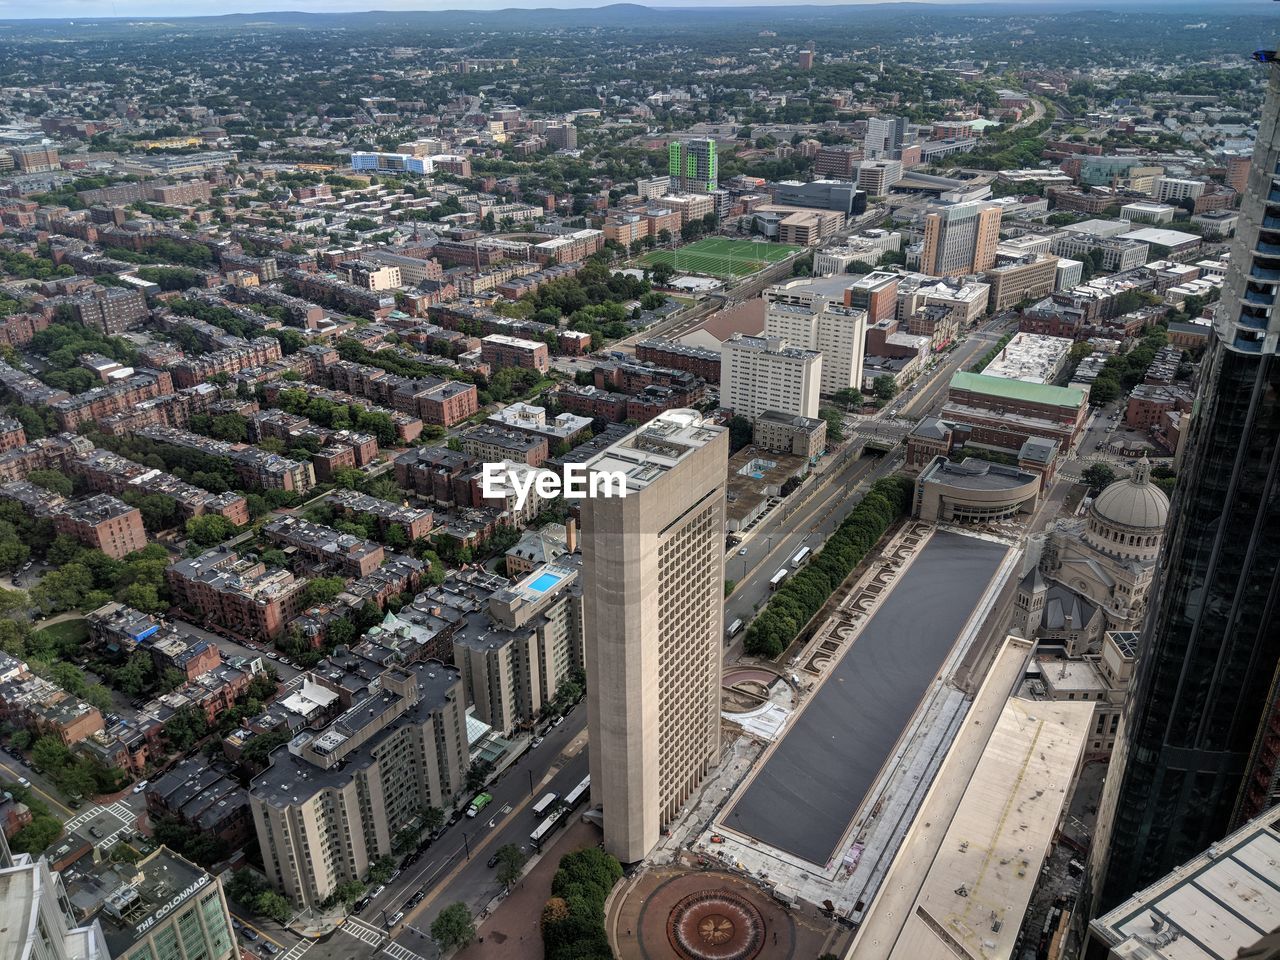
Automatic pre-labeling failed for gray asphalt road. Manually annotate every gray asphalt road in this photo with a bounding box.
[725,530,1010,866]
[723,451,898,653]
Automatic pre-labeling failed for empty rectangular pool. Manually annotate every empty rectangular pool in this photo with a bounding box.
[724,530,1009,866]
[526,572,564,593]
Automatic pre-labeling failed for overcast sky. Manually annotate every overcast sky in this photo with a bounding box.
[0,0,1101,20]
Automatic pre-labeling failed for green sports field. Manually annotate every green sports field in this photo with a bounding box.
[639,237,803,279]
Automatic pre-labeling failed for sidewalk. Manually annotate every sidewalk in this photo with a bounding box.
[454,818,601,960]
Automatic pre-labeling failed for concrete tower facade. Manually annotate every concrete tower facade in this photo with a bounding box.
[581,410,728,864]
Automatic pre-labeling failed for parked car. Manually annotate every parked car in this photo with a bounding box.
[352,897,371,914]
[17,776,30,788]
[259,943,279,956]
[240,927,259,942]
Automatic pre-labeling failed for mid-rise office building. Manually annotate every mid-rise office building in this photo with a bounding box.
[1153,176,1206,204]
[1087,55,1280,915]
[765,277,868,395]
[720,334,822,420]
[582,411,728,863]
[856,159,904,195]
[920,197,1002,277]
[350,151,432,175]
[668,138,718,194]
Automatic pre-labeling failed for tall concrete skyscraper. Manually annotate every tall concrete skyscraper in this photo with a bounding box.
[581,410,728,864]
[1087,55,1280,914]
[668,137,718,194]
[920,197,1001,276]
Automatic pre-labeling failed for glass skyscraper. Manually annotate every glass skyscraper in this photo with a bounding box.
[1088,57,1280,912]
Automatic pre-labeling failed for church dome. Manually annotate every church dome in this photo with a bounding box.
[1091,459,1170,530]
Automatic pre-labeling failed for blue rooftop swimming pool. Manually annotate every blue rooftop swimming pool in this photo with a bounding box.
[527,572,563,594]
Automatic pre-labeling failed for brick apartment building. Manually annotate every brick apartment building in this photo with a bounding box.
[70,286,149,334]
[52,494,148,559]
[480,334,550,374]
[167,549,307,640]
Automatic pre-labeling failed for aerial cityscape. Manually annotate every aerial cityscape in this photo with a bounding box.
[0,2,1277,959]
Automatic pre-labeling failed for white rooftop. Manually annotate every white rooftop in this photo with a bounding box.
[853,693,1093,960]
[1089,805,1280,960]
[982,332,1073,385]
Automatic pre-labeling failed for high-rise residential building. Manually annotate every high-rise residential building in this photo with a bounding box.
[765,277,869,395]
[546,122,578,150]
[1086,56,1280,916]
[582,411,728,863]
[920,198,1002,277]
[864,115,907,160]
[720,334,822,420]
[94,848,238,960]
[250,655,468,907]
[668,138,718,194]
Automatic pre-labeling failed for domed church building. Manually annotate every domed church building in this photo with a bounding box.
[1016,458,1170,654]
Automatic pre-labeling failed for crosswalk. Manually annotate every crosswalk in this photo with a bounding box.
[382,942,426,960]
[280,940,312,960]
[339,917,386,948]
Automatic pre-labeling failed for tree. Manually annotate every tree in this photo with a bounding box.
[302,576,346,607]
[872,375,898,404]
[186,514,236,546]
[650,261,676,287]
[27,469,73,497]
[495,843,528,889]
[254,890,291,923]
[334,880,366,906]
[422,805,446,833]
[466,758,494,793]
[431,903,476,950]
[1082,463,1117,493]
[727,415,753,454]
[833,387,864,409]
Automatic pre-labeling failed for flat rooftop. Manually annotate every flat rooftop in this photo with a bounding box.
[866,696,1093,960]
[583,409,722,492]
[1089,805,1280,960]
[725,530,1010,866]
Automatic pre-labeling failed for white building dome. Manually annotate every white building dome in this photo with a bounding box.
[1083,459,1170,561]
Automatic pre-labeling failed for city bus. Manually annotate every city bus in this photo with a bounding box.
[563,774,590,809]
[531,792,559,819]
[530,809,567,849]
[769,568,789,590]
[790,546,811,567]
[465,792,493,818]
[726,618,744,639]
